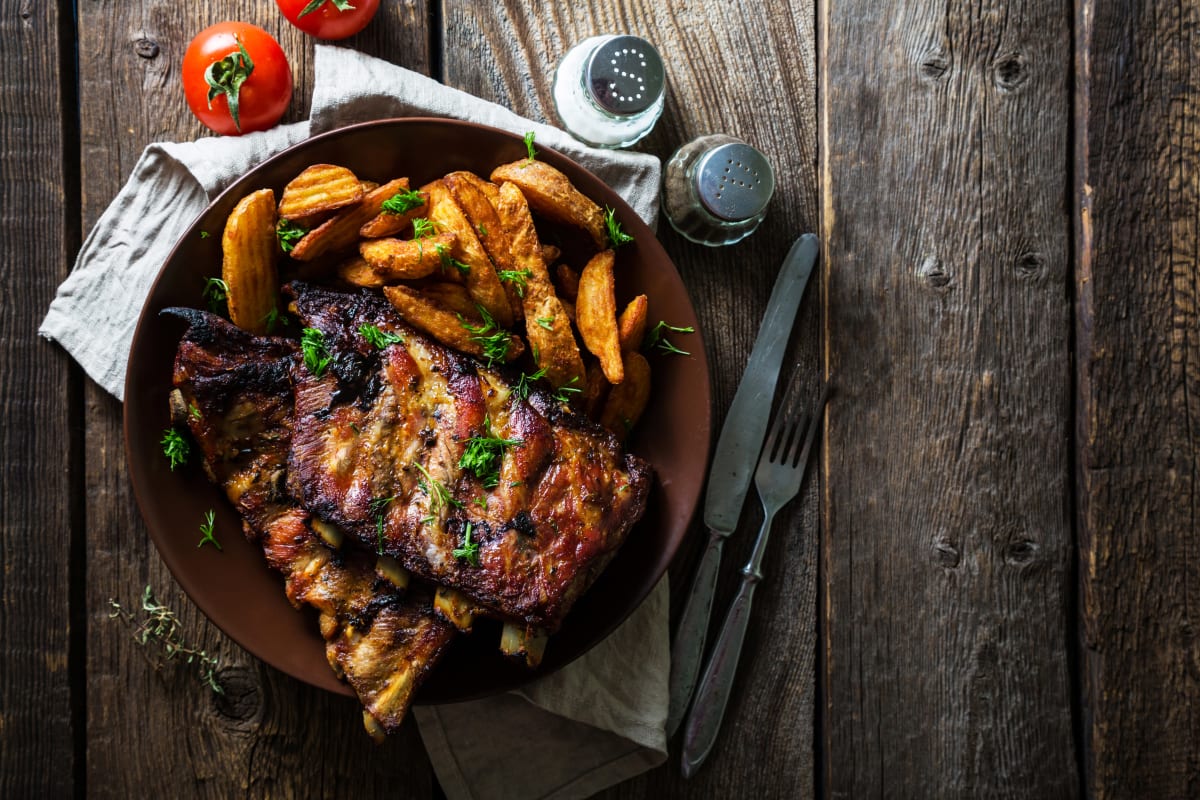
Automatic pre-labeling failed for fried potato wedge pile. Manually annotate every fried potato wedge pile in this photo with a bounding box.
[212,152,692,439]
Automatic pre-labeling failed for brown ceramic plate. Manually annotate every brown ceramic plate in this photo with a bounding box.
[124,118,711,703]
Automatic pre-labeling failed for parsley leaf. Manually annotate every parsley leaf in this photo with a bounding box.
[381,188,426,215]
[458,419,522,489]
[604,206,634,248]
[160,427,190,471]
[276,219,308,254]
[535,316,554,330]
[523,131,537,161]
[300,327,332,376]
[497,268,532,297]
[359,324,405,349]
[453,522,481,566]
[262,306,288,334]
[197,509,222,551]
[459,305,514,366]
[645,320,696,356]
[202,277,229,315]
[411,217,439,239]
[434,243,470,274]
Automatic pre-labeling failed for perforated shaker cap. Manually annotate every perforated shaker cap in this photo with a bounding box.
[585,36,664,116]
[695,142,776,222]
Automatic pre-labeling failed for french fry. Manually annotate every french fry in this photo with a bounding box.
[360,232,456,281]
[490,159,606,249]
[278,164,364,220]
[600,351,651,438]
[359,185,429,238]
[426,180,514,327]
[221,188,280,335]
[382,285,524,364]
[576,250,623,383]
[444,171,523,322]
[290,177,409,262]
[617,294,649,352]
[555,263,579,301]
[335,255,386,289]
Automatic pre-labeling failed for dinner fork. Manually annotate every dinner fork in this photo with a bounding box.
[680,382,830,778]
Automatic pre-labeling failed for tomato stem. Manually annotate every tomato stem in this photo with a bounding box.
[204,37,255,133]
[298,0,356,18]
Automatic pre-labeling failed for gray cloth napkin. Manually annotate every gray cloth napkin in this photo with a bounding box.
[41,45,668,799]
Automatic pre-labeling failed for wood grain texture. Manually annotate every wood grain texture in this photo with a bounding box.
[0,1,77,797]
[820,1,1078,796]
[1076,1,1200,796]
[75,2,434,796]
[442,2,819,797]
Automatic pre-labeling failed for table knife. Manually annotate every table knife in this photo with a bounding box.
[666,233,818,736]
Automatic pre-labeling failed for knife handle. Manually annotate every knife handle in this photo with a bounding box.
[666,530,725,735]
[679,537,765,778]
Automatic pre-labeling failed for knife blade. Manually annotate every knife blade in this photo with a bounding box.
[666,233,818,735]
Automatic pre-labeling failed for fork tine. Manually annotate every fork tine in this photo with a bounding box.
[764,404,788,462]
[785,416,810,465]
[791,383,832,469]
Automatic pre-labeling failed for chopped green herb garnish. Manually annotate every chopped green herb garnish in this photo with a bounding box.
[381,188,426,215]
[262,306,288,334]
[160,427,190,471]
[516,366,548,399]
[523,131,537,161]
[276,219,308,254]
[473,496,488,509]
[604,206,634,248]
[359,324,405,349]
[199,230,211,239]
[434,243,470,274]
[188,403,202,420]
[202,277,229,315]
[553,376,582,404]
[413,462,462,523]
[458,419,523,489]
[300,327,332,376]
[369,495,396,554]
[535,316,554,330]
[459,305,514,366]
[108,586,223,694]
[498,268,532,297]
[198,509,222,551]
[349,422,361,435]
[453,522,481,566]
[646,320,696,356]
[411,217,438,239]
[476,223,488,238]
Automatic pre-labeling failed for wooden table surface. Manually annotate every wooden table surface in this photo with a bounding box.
[2,1,1196,797]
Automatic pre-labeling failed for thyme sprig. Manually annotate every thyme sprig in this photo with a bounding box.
[109,585,224,695]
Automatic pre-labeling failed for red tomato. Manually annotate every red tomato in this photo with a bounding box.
[275,0,380,40]
[182,22,293,136]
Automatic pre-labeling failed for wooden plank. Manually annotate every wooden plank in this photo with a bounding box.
[0,0,77,796]
[75,3,434,796]
[820,1,1078,795]
[1076,1,1200,796]
[441,3,820,797]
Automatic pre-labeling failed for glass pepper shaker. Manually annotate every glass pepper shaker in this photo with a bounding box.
[662,134,775,246]
[552,35,665,149]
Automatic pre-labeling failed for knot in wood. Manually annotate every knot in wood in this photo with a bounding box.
[134,38,160,59]
[933,539,960,568]
[994,53,1029,92]
[1016,251,1046,281]
[210,667,263,730]
[919,51,950,81]
[1004,538,1040,566]
[917,256,952,291]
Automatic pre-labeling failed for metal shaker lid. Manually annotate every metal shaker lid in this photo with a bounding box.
[585,35,664,116]
[694,142,775,222]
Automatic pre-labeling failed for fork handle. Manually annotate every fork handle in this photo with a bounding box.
[680,509,775,778]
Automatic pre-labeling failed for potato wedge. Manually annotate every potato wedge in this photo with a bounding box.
[383,285,524,364]
[421,282,478,319]
[360,232,456,281]
[426,180,513,327]
[617,294,649,352]
[359,185,429,238]
[582,360,609,418]
[290,177,409,262]
[490,159,606,249]
[542,244,562,267]
[600,351,651,438]
[335,255,385,289]
[526,294,585,390]
[444,171,523,321]
[494,181,553,289]
[576,250,623,383]
[221,188,280,335]
[278,164,364,220]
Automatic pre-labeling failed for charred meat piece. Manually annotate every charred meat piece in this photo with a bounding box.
[166,307,455,734]
[284,283,652,630]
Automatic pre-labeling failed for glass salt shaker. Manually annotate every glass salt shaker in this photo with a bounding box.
[552,35,665,149]
[662,134,776,246]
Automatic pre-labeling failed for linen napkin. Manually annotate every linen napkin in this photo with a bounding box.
[41,45,669,799]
